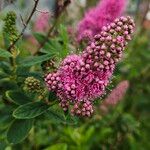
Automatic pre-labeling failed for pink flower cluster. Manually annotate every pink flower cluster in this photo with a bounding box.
[100,80,129,113]
[77,0,127,42]
[45,16,135,117]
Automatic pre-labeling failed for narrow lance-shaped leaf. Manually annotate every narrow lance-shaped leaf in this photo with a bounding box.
[20,54,54,67]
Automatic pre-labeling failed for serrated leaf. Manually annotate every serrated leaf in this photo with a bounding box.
[20,54,53,67]
[7,119,33,144]
[45,143,67,150]
[5,90,32,105]
[13,101,49,119]
[0,48,12,58]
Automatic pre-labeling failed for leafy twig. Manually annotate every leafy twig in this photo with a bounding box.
[7,0,40,51]
[36,0,71,53]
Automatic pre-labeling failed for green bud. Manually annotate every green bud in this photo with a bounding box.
[24,77,42,93]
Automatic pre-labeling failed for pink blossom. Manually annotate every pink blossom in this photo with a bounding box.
[100,80,129,113]
[105,80,129,105]
[45,16,135,117]
[77,0,127,42]
[34,13,50,32]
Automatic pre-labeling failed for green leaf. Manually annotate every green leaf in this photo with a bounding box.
[0,107,13,129]
[46,108,66,124]
[5,90,32,105]
[13,101,49,119]
[0,48,12,58]
[16,66,42,79]
[33,32,55,53]
[39,38,62,56]
[0,62,11,74]
[59,24,69,45]
[7,119,33,144]
[34,27,70,59]
[58,25,69,58]
[20,54,53,67]
[45,143,67,150]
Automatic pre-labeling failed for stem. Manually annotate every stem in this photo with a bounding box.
[7,0,39,51]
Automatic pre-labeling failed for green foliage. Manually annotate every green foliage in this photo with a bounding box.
[45,143,67,150]
[33,25,69,59]
[20,54,54,67]
[0,141,7,150]
[13,102,49,119]
[0,79,18,94]
[0,48,12,58]
[0,2,149,149]
[46,108,66,124]
[7,119,33,144]
[5,90,32,105]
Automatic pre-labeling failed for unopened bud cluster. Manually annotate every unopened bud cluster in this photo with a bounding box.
[71,101,93,117]
[82,16,135,73]
[24,77,42,93]
[3,11,18,43]
[45,16,135,117]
